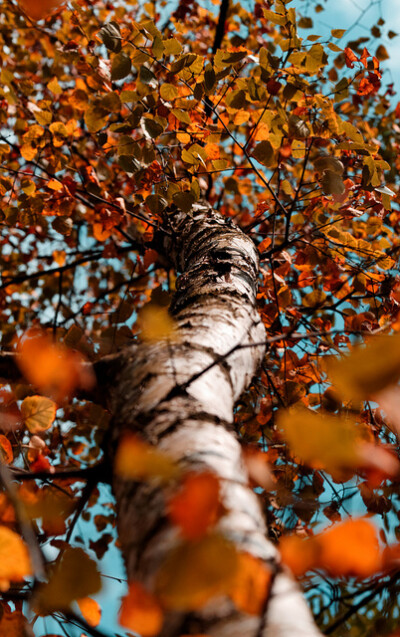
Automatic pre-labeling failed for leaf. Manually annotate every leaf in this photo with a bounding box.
[0,435,12,464]
[77,597,101,627]
[17,329,94,401]
[141,117,164,140]
[21,396,56,434]
[138,304,175,342]
[111,52,132,81]
[313,156,344,174]
[320,170,345,195]
[160,83,178,101]
[277,407,362,477]
[115,435,179,482]
[331,28,346,38]
[47,179,63,191]
[155,534,238,610]
[17,0,62,19]
[327,333,400,401]
[172,191,196,213]
[318,519,382,577]
[168,472,221,540]
[0,607,30,636]
[288,115,310,139]
[376,45,389,61]
[119,582,163,637]
[99,21,122,53]
[251,140,274,167]
[229,553,271,615]
[34,548,101,613]
[0,527,32,590]
[281,519,382,578]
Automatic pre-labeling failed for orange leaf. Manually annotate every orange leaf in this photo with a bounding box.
[77,597,101,627]
[115,435,178,483]
[229,553,271,615]
[281,519,382,579]
[279,534,318,577]
[47,178,63,191]
[18,0,63,20]
[0,435,13,464]
[119,582,163,637]
[344,47,358,68]
[0,527,32,591]
[318,519,382,578]
[17,329,94,401]
[168,472,221,540]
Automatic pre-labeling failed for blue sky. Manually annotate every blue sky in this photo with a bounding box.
[294,0,400,96]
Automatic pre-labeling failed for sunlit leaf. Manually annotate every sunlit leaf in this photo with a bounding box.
[119,581,163,637]
[77,597,101,627]
[0,527,32,591]
[327,334,400,401]
[0,435,13,464]
[168,472,221,540]
[229,553,271,615]
[115,435,179,482]
[17,329,94,401]
[21,396,57,434]
[138,304,175,342]
[281,519,382,578]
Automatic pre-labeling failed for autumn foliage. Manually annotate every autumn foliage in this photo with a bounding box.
[1,0,400,634]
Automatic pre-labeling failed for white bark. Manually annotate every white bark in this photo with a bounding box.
[110,203,322,637]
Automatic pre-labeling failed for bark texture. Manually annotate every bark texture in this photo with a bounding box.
[110,203,322,637]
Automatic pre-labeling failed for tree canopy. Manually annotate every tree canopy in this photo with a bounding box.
[1,0,400,635]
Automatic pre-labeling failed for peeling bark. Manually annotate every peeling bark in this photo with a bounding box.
[110,203,322,637]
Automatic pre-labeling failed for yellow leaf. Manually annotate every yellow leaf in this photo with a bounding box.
[278,407,362,477]
[115,435,179,482]
[48,77,62,94]
[327,333,400,401]
[155,534,238,610]
[138,305,175,342]
[21,396,57,433]
[77,597,101,627]
[119,581,163,637]
[0,526,32,591]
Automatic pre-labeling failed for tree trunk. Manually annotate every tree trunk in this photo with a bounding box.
[109,203,322,637]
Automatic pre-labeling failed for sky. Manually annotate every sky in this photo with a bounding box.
[294,0,400,97]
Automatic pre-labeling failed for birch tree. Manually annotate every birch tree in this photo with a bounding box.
[0,0,400,636]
